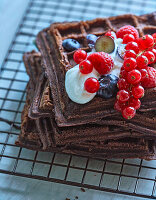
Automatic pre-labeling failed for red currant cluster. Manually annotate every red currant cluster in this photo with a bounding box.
[115,33,156,120]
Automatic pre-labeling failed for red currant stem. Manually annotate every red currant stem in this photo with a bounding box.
[136,42,156,58]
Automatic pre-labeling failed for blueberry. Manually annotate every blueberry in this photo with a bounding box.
[97,74,118,99]
[62,39,80,51]
[86,34,97,48]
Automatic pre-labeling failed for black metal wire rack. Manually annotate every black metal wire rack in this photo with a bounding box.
[0,0,156,199]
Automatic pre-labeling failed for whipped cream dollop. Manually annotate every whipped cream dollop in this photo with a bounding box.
[65,38,123,104]
[65,65,99,104]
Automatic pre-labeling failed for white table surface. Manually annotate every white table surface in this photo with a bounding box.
[0,0,155,200]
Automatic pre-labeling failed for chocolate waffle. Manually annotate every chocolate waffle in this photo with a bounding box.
[25,48,156,137]
[16,78,156,160]
[23,51,53,118]
[23,52,156,148]
[36,12,156,128]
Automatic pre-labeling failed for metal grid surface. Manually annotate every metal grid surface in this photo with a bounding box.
[0,0,156,199]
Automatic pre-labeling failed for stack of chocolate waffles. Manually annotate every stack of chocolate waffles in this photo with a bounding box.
[16,12,156,160]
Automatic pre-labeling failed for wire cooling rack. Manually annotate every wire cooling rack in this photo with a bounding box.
[0,0,156,199]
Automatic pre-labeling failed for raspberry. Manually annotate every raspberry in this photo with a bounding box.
[141,67,156,88]
[127,69,141,85]
[84,77,100,93]
[122,106,136,119]
[116,25,139,39]
[136,55,148,69]
[139,69,148,80]
[124,50,136,59]
[129,97,141,110]
[125,42,139,54]
[117,89,130,103]
[123,34,135,44]
[73,49,87,64]
[117,78,130,90]
[119,69,128,79]
[143,51,155,64]
[123,57,137,72]
[105,31,116,39]
[139,34,154,50]
[114,100,127,112]
[152,33,156,43]
[79,60,93,74]
[132,85,144,99]
[88,52,114,75]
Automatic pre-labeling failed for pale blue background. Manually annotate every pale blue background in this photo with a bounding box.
[0,0,156,200]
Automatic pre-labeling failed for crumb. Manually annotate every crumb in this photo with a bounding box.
[75,196,78,199]
[80,188,85,192]
[65,198,70,200]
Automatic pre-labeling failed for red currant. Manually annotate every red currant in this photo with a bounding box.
[139,69,148,80]
[123,57,137,72]
[124,50,136,59]
[84,77,100,93]
[73,49,87,64]
[114,100,127,112]
[136,55,148,69]
[132,85,144,98]
[125,42,139,54]
[140,34,154,50]
[143,51,155,64]
[119,69,128,79]
[129,97,141,110]
[127,69,141,85]
[152,33,156,43]
[151,48,156,63]
[79,60,93,74]
[117,89,130,103]
[122,106,136,119]
[117,78,130,90]
[123,34,135,44]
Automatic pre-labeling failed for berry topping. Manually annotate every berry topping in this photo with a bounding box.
[95,36,115,54]
[105,31,116,39]
[86,34,98,48]
[123,34,135,44]
[136,55,148,69]
[79,60,93,74]
[84,77,100,93]
[122,106,136,120]
[73,49,87,64]
[125,42,139,54]
[141,67,156,88]
[87,52,114,75]
[117,89,130,103]
[139,34,154,50]
[127,69,141,85]
[132,85,144,99]
[143,51,155,64]
[114,100,127,112]
[117,78,129,90]
[124,50,136,59]
[123,57,137,72]
[62,39,80,51]
[129,97,141,110]
[97,74,118,99]
[116,25,139,39]
[117,44,126,59]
